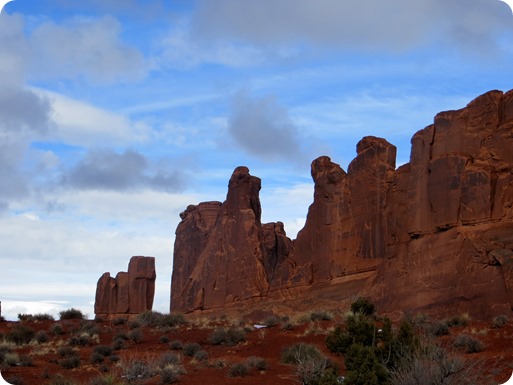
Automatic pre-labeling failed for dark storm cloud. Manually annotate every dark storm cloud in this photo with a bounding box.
[192,0,513,53]
[228,91,304,161]
[63,149,186,192]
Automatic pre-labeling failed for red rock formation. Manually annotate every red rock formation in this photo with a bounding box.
[171,89,513,319]
[95,256,156,319]
[171,167,292,312]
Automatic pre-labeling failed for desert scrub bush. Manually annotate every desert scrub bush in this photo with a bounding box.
[246,356,268,371]
[112,337,126,351]
[48,374,80,385]
[492,314,509,328]
[446,314,469,327]
[159,335,170,343]
[4,352,20,366]
[90,352,105,364]
[79,320,101,336]
[157,352,180,368]
[453,334,484,353]
[193,349,209,362]
[59,355,81,369]
[88,373,126,385]
[261,315,280,327]
[351,297,375,316]
[169,340,183,350]
[228,362,249,377]
[282,343,336,385]
[343,343,388,385]
[182,342,201,356]
[59,308,85,320]
[4,376,24,385]
[325,312,375,354]
[128,328,144,343]
[68,333,90,346]
[282,343,326,365]
[52,323,64,335]
[119,358,154,383]
[57,345,77,358]
[159,364,186,384]
[390,342,493,385]
[309,310,333,321]
[208,327,246,345]
[93,345,114,357]
[18,313,55,322]
[112,317,127,325]
[35,330,50,344]
[7,324,35,345]
[281,320,294,331]
[429,320,450,336]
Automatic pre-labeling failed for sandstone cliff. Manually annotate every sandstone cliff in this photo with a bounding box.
[95,256,156,319]
[171,89,513,319]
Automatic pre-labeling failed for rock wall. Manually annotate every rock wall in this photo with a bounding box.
[95,256,156,319]
[171,89,513,319]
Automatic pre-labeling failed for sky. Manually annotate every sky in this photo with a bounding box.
[0,0,512,321]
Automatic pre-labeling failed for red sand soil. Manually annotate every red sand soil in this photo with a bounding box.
[1,316,512,385]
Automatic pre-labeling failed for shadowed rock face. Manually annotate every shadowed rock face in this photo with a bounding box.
[171,89,513,319]
[95,256,156,319]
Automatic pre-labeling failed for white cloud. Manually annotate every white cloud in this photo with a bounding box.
[192,0,513,56]
[29,15,147,83]
[37,89,152,147]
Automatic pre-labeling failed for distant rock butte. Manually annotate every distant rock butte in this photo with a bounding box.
[171,89,513,319]
[95,256,156,319]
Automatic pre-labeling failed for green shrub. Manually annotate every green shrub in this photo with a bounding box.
[350,297,375,316]
[326,312,375,354]
[4,352,20,366]
[446,314,469,327]
[159,365,185,384]
[344,344,388,385]
[59,308,85,320]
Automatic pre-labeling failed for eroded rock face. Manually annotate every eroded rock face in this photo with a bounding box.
[171,89,513,319]
[171,167,293,312]
[95,256,156,318]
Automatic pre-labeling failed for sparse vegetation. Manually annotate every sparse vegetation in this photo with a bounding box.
[493,314,509,328]
[59,308,85,320]
[453,334,484,353]
[228,362,249,377]
[182,342,201,356]
[6,324,35,345]
[208,327,246,345]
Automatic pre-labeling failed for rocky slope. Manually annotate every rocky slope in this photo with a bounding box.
[171,89,513,319]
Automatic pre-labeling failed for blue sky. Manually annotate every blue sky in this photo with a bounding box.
[0,0,512,320]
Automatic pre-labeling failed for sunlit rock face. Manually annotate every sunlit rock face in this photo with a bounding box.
[171,89,513,320]
[95,256,155,319]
